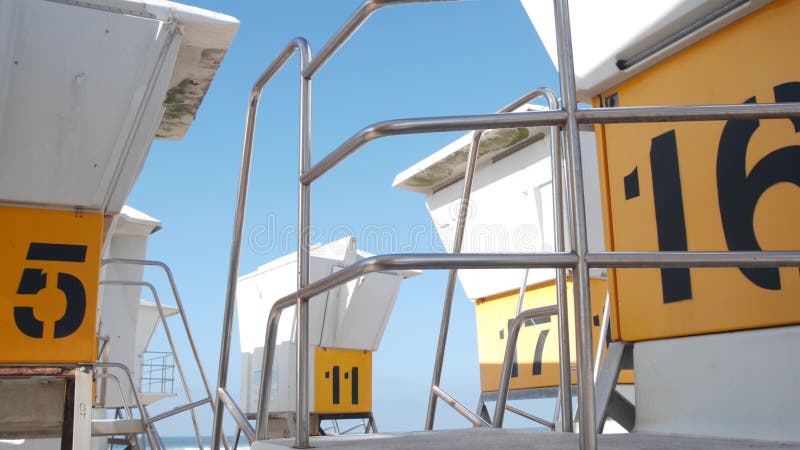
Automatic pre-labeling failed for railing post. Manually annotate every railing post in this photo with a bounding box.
[552,0,597,448]
[213,38,312,450]
[425,87,567,430]
[295,55,313,448]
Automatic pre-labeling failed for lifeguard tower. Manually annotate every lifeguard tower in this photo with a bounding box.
[0,1,237,449]
[237,237,419,436]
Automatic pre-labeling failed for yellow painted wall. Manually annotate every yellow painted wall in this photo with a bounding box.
[595,0,800,341]
[314,348,372,414]
[475,279,633,392]
[0,206,102,363]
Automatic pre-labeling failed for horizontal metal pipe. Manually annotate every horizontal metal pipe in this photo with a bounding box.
[272,252,578,312]
[254,252,576,422]
[576,102,800,124]
[300,102,800,185]
[262,250,800,328]
[301,110,568,183]
[493,305,559,428]
[431,385,490,427]
[217,388,256,444]
[586,251,800,268]
[147,398,211,424]
[303,0,463,78]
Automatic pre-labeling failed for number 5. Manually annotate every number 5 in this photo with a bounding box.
[14,243,87,339]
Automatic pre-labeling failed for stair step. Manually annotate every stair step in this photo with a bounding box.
[91,419,145,436]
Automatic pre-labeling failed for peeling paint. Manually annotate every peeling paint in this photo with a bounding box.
[157,47,230,140]
[403,127,532,189]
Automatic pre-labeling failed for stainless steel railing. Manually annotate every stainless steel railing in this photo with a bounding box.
[101,258,230,450]
[210,1,800,450]
[214,36,312,450]
[424,87,573,431]
[493,305,559,427]
[101,280,207,449]
[140,351,175,395]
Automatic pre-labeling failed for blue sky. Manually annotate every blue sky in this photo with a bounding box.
[128,0,561,436]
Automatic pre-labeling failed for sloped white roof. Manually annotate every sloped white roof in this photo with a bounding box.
[521,0,770,100]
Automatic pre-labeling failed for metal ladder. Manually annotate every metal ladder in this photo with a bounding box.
[209,1,800,450]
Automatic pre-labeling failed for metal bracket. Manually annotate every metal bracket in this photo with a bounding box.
[594,341,635,433]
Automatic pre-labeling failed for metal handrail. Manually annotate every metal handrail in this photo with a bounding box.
[301,110,567,183]
[251,250,799,439]
[219,4,470,446]
[94,362,160,450]
[95,372,141,450]
[493,305,559,427]
[217,0,800,449]
[302,0,462,78]
[102,260,215,404]
[100,280,207,450]
[213,37,313,447]
[96,372,135,420]
[102,258,229,450]
[253,253,579,444]
[424,87,573,431]
[297,102,800,185]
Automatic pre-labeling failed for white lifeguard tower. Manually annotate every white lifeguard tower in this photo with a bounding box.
[237,237,418,436]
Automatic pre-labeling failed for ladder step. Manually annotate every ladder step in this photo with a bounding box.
[91,419,145,436]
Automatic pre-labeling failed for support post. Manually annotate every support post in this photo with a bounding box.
[552,0,597,448]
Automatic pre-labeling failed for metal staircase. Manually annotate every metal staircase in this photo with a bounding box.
[0,259,229,450]
[208,1,800,450]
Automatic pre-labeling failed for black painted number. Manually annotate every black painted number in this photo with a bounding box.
[324,365,359,405]
[717,82,800,290]
[623,82,799,301]
[14,243,87,339]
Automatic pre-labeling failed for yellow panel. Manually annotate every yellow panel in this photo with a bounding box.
[475,279,633,392]
[596,0,800,341]
[0,206,102,363]
[314,348,372,414]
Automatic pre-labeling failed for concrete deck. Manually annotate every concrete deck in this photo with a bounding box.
[252,428,800,450]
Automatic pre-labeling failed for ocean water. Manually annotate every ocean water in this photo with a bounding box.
[157,436,248,450]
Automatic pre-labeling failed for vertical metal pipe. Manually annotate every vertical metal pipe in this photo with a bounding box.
[552,0,597,448]
[295,68,313,448]
[254,313,280,440]
[212,86,260,450]
[424,129,483,430]
[542,95,574,433]
[212,38,311,450]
